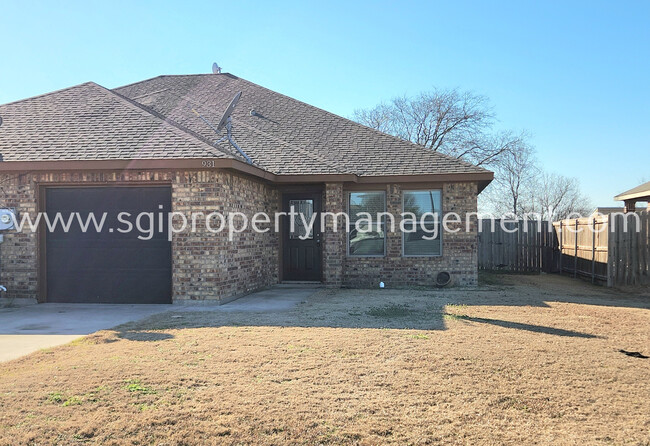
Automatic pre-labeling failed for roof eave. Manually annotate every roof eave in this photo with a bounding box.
[614,191,650,202]
[0,159,493,189]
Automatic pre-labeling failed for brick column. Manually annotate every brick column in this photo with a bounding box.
[386,184,402,258]
[322,183,345,288]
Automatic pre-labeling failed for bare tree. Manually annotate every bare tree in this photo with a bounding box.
[481,141,538,216]
[525,172,592,220]
[355,88,591,219]
[353,89,523,166]
[479,150,592,220]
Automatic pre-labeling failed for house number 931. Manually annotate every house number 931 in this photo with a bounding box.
[201,160,216,168]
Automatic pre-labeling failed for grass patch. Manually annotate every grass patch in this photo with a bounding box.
[137,403,157,412]
[443,303,470,321]
[406,333,429,339]
[62,396,83,407]
[366,304,414,318]
[47,392,83,406]
[124,380,157,395]
[47,392,64,404]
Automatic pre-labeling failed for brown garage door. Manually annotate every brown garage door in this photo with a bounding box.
[45,186,172,304]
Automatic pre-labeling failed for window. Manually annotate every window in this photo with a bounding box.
[402,190,442,256]
[289,199,314,239]
[348,191,386,256]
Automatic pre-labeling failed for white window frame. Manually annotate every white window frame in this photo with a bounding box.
[347,191,387,257]
[401,189,443,257]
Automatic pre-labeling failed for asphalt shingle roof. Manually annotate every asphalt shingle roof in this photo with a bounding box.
[0,82,232,161]
[115,74,490,177]
[0,73,491,180]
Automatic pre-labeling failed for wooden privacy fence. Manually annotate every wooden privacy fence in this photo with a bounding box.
[553,216,608,283]
[606,212,650,287]
[478,213,650,287]
[554,213,650,286]
[477,219,556,273]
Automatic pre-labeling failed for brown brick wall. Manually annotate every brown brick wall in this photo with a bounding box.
[0,170,279,302]
[330,182,478,288]
[0,171,478,302]
[322,183,345,288]
[0,173,38,298]
[172,171,279,302]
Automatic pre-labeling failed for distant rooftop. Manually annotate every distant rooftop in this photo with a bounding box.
[614,181,650,202]
[591,206,643,216]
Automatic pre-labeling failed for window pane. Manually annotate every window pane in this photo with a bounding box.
[349,223,385,256]
[289,199,313,239]
[348,192,386,256]
[403,222,441,256]
[403,190,441,220]
[349,192,385,224]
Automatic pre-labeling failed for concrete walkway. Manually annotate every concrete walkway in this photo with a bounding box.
[0,284,320,362]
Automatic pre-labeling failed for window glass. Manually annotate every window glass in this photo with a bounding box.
[403,190,442,256]
[289,199,314,239]
[349,192,385,256]
[403,190,441,220]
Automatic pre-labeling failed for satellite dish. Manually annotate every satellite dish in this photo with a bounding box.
[190,90,252,165]
[0,208,16,231]
[216,91,242,132]
[0,115,3,127]
[212,62,222,74]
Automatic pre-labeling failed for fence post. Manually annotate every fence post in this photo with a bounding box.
[607,215,614,287]
[574,219,578,278]
[591,217,596,284]
[560,220,564,274]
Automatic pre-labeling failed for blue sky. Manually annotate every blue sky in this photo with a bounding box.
[1,0,648,206]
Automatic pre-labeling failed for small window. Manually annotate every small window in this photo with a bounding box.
[348,191,386,256]
[289,199,314,239]
[402,190,442,256]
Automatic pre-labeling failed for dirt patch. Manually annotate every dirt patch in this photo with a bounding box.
[0,274,649,445]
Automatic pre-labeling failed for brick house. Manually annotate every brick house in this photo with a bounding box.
[0,74,492,304]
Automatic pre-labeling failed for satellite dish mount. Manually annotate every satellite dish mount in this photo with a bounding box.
[191,91,253,165]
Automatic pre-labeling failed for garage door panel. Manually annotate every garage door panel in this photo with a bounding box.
[45,187,172,304]
[47,244,171,271]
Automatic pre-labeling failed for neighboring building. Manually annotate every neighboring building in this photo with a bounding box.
[591,206,642,216]
[614,181,650,213]
[0,73,492,304]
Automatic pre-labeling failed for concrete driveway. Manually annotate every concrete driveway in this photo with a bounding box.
[0,303,174,362]
[0,285,318,363]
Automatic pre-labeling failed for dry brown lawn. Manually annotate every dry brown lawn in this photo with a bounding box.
[0,274,649,445]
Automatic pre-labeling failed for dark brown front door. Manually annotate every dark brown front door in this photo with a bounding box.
[282,193,322,281]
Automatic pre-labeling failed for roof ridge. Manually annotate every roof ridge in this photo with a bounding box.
[112,73,233,92]
[97,83,241,162]
[0,81,98,107]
